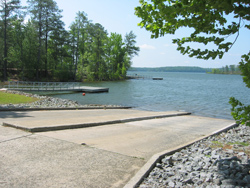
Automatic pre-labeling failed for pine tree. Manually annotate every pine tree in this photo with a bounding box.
[27,0,63,80]
[0,0,21,80]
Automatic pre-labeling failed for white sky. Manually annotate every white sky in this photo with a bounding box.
[20,0,250,68]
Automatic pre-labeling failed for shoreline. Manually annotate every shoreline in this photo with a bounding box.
[0,90,127,110]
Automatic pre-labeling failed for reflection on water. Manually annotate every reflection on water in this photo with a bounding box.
[51,72,250,120]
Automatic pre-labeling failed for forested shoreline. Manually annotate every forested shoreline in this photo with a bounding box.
[129,65,241,74]
[129,66,210,73]
[208,65,241,75]
[0,0,139,82]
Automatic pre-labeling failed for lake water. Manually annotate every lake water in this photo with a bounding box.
[53,72,250,120]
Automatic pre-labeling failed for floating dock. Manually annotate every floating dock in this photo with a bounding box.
[127,74,163,80]
[5,81,109,93]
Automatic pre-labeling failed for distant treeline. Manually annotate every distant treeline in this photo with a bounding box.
[207,65,241,75]
[129,66,212,73]
[129,65,241,74]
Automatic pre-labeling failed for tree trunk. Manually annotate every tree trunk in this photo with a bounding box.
[45,11,49,78]
[36,5,42,80]
[3,0,8,81]
[74,27,80,81]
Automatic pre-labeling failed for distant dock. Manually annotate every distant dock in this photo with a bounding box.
[152,77,163,80]
[127,74,163,80]
[5,81,109,93]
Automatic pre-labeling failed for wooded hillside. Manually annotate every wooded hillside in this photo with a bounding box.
[0,0,139,82]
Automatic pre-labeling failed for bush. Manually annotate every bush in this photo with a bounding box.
[229,97,250,126]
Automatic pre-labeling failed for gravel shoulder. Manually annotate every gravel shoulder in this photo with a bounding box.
[139,124,250,188]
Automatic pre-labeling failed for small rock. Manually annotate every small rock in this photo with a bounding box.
[156,163,163,169]
[182,178,193,184]
[221,179,236,185]
[213,178,221,185]
[168,181,175,187]
[243,175,250,184]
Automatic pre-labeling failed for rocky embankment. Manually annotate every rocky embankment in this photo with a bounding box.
[0,90,120,109]
[140,124,250,188]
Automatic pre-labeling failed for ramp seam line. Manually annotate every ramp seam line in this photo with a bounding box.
[0,134,33,144]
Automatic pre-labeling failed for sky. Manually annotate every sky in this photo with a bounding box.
[20,0,250,68]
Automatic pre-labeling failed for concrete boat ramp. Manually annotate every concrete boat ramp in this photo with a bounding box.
[0,109,236,188]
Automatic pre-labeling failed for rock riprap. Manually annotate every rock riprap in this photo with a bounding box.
[0,90,119,109]
[139,124,250,188]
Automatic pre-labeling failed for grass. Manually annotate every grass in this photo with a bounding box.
[0,91,39,105]
[211,141,224,148]
[228,141,249,147]
[210,140,250,157]
[211,140,249,148]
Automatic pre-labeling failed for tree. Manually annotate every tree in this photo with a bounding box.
[47,19,69,80]
[230,64,236,74]
[104,31,139,80]
[69,11,89,81]
[21,20,39,79]
[135,0,250,126]
[124,31,140,58]
[87,23,108,80]
[43,0,63,78]
[211,68,221,74]
[107,32,125,80]
[28,0,63,80]
[124,31,140,71]
[221,66,225,73]
[225,65,229,73]
[0,0,21,81]
[8,16,25,74]
[0,21,3,79]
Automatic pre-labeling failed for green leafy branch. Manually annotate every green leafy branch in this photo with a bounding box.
[135,0,248,60]
[229,51,250,127]
[229,97,250,126]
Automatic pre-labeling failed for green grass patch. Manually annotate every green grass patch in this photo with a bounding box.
[228,141,249,147]
[0,91,39,105]
[211,141,224,148]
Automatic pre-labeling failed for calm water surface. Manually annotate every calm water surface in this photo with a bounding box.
[53,72,250,120]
